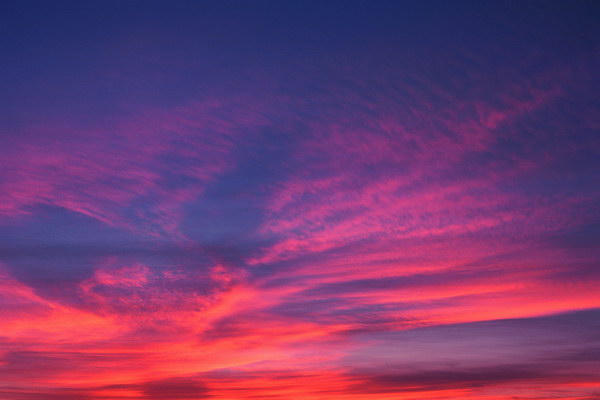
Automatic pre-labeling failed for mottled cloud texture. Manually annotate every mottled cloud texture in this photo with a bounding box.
[1,1,599,399]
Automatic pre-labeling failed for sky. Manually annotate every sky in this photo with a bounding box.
[0,0,599,399]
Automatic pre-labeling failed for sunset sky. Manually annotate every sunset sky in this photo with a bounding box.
[1,1,599,399]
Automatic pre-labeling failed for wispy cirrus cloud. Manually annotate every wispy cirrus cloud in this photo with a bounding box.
[0,1,599,398]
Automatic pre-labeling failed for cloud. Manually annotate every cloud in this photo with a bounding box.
[0,2,598,398]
